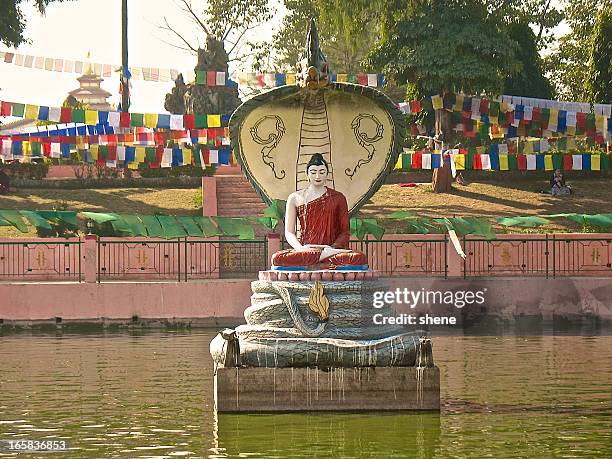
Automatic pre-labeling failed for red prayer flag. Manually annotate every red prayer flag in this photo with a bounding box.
[357,73,368,86]
[410,100,422,113]
[207,71,216,86]
[563,154,572,171]
[532,107,540,122]
[473,154,483,170]
[411,152,422,169]
[517,154,527,170]
[120,112,130,128]
[201,148,210,165]
[0,101,11,116]
[479,99,489,114]
[576,112,586,128]
[60,107,72,123]
[107,145,117,161]
[42,143,51,157]
[183,114,195,129]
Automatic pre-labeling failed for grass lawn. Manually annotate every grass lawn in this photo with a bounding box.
[0,176,610,237]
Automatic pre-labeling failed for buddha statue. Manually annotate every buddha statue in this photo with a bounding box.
[271,153,368,270]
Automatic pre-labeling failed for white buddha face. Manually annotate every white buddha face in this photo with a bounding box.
[307,165,328,187]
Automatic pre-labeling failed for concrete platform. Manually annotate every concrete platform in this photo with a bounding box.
[214,366,440,412]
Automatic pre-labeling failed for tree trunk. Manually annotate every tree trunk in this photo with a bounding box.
[431,107,453,193]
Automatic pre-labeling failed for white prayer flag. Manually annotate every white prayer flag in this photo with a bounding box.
[566,111,577,127]
[50,143,61,158]
[117,146,126,161]
[572,154,582,170]
[526,155,537,170]
[498,143,508,154]
[209,149,219,164]
[216,71,226,86]
[421,153,432,169]
[170,114,183,130]
[48,107,61,122]
[162,148,172,167]
[481,154,491,170]
[107,111,120,128]
[523,106,533,121]
[367,74,378,87]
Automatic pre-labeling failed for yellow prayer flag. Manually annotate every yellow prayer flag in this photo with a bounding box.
[499,154,509,170]
[453,94,464,112]
[23,141,31,156]
[336,73,347,82]
[144,113,158,128]
[182,148,192,165]
[501,102,509,113]
[549,108,559,130]
[595,115,605,133]
[454,154,465,170]
[135,147,146,163]
[591,154,601,171]
[90,145,99,160]
[128,162,139,170]
[395,154,403,170]
[285,73,295,85]
[83,110,96,125]
[207,114,221,128]
[544,155,553,171]
[523,141,534,154]
[431,95,443,110]
[25,104,39,120]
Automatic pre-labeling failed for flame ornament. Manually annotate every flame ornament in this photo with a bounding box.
[308,281,329,321]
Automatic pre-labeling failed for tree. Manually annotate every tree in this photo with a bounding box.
[1,0,68,47]
[543,0,605,101]
[160,0,273,64]
[504,22,554,99]
[269,0,377,73]
[586,7,612,104]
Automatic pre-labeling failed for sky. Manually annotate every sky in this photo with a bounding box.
[1,0,569,115]
[0,0,283,113]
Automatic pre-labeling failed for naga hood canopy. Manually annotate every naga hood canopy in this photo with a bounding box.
[229,20,404,215]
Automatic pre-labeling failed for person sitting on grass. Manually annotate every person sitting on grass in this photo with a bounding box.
[550,169,572,196]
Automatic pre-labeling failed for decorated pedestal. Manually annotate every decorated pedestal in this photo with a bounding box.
[210,270,440,412]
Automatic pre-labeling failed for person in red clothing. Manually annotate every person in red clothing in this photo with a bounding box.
[271,153,367,269]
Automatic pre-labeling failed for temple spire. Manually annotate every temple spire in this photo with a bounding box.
[296,19,330,88]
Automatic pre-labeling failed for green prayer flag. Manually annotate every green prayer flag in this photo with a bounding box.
[131,113,144,127]
[508,154,517,170]
[71,109,85,123]
[402,153,411,170]
[465,152,474,170]
[145,147,156,164]
[195,114,207,128]
[196,70,206,85]
[31,143,42,157]
[11,103,25,117]
[601,154,610,170]
[99,145,109,160]
[552,154,563,170]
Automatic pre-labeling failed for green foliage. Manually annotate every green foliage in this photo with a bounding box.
[366,0,520,95]
[34,203,79,238]
[269,0,377,73]
[1,161,49,180]
[544,0,604,101]
[504,22,554,99]
[587,7,612,104]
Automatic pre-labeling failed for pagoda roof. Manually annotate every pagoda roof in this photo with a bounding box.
[68,87,112,98]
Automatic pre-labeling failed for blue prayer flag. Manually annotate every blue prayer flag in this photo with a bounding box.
[275,73,286,86]
[536,154,545,170]
[125,147,136,162]
[38,106,49,121]
[61,144,70,158]
[431,153,441,168]
[219,148,231,165]
[157,114,171,129]
[582,154,591,171]
[490,152,499,170]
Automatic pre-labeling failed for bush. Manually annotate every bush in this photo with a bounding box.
[35,201,80,238]
[2,161,49,180]
[139,164,216,178]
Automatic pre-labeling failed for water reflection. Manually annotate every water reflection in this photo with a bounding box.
[0,329,610,458]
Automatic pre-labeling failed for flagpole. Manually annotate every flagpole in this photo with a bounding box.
[121,0,130,112]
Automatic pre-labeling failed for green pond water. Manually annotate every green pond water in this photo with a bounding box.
[0,330,610,458]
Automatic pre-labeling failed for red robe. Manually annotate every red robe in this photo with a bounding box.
[272,188,367,268]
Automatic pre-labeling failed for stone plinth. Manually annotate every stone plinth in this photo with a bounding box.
[214,366,440,412]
